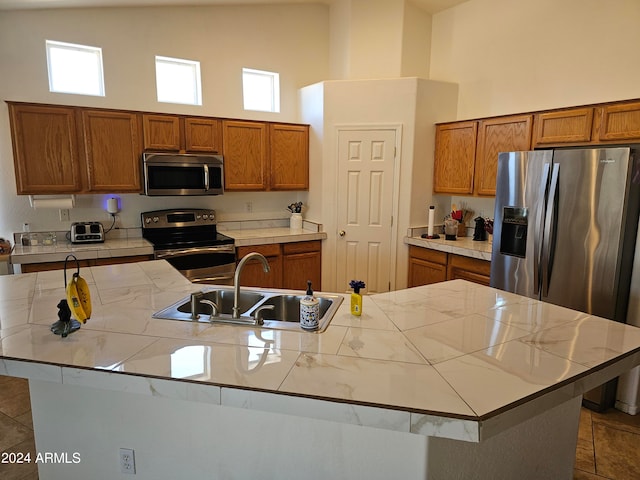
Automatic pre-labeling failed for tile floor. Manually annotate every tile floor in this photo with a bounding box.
[0,374,639,479]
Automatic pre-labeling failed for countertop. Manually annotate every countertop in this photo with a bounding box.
[405,235,493,261]
[10,227,327,264]
[1,260,640,442]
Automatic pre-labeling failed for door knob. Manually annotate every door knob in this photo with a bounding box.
[338,230,346,237]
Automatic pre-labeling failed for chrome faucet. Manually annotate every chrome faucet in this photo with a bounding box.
[233,252,270,319]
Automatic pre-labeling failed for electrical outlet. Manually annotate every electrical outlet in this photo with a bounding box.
[245,201,253,213]
[119,448,136,475]
[59,209,70,222]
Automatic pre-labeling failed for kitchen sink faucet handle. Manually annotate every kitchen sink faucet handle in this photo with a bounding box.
[252,305,275,326]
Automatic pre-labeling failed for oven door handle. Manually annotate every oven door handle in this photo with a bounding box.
[155,245,235,259]
[204,164,209,192]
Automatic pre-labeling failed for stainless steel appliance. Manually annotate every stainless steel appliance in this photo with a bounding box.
[491,147,640,411]
[141,209,236,285]
[70,222,105,244]
[142,153,224,196]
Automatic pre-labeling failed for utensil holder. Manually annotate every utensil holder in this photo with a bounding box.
[290,213,303,231]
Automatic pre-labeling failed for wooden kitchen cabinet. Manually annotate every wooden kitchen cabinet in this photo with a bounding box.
[142,114,181,150]
[80,110,143,192]
[474,115,533,196]
[408,246,447,287]
[19,255,154,273]
[446,254,491,286]
[433,121,477,195]
[282,240,321,290]
[532,107,594,146]
[593,101,640,142]
[223,120,269,190]
[223,121,309,191]
[237,244,283,288]
[237,241,321,290]
[142,114,222,153]
[8,103,83,194]
[270,124,309,190]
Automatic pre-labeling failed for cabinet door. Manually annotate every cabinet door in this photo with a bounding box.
[532,108,594,146]
[594,102,640,141]
[433,121,477,195]
[407,246,447,287]
[222,120,268,190]
[185,118,222,153]
[142,114,181,151]
[446,254,491,286]
[8,103,83,194]
[270,124,309,190]
[475,115,533,196]
[237,245,282,288]
[283,241,321,290]
[81,110,143,192]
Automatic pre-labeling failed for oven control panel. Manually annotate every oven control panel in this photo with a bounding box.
[141,209,217,229]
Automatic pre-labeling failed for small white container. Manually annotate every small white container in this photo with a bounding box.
[290,213,303,231]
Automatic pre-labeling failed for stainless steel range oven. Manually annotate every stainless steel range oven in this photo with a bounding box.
[141,209,236,285]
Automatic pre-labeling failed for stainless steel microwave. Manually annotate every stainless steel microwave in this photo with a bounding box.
[142,153,224,196]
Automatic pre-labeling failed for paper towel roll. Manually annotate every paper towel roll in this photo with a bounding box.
[29,195,75,209]
[428,206,435,237]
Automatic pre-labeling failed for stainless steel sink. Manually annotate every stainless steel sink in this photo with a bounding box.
[153,286,343,332]
[176,289,264,316]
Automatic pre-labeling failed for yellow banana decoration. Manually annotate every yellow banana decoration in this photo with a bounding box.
[74,274,92,319]
[66,274,90,324]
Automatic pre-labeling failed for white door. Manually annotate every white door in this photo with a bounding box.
[336,128,397,294]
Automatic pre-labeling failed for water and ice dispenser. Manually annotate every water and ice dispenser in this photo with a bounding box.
[499,207,528,258]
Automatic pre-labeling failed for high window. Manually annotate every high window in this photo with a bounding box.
[46,40,105,96]
[155,56,202,106]
[242,68,280,113]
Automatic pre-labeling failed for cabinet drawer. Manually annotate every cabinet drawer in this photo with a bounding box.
[448,254,491,275]
[408,246,447,265]
[283,240,321,255]
[237,244,281,258]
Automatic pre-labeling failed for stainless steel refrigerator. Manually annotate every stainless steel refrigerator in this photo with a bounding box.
[490,147,640,411]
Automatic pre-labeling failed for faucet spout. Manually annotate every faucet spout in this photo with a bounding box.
[233,252,270,319]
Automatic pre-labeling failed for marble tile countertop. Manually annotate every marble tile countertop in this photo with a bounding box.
[222,227,327,247]
[405,235,493,261]
[10,237,154,265]
[1,260,640,442]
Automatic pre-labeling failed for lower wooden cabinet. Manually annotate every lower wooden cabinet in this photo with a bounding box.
[408,246,491,287]
[408,246,447,287]
[237,241,321,290]
[282,241,321,290]
[19,255,153,273]
[446,254,491,286]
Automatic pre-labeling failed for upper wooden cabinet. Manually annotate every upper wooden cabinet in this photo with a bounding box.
[142,114,222,153]
[270,124,309,190]
[532,107,594,146]
[433,121,477,195]
[223,120,309,191]
[593,101,640,142]
[8,103,83,194]
[475,115,533,196]
[222,120,269,190]
[80,110,143,192]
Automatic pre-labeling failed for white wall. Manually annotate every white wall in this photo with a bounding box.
[0,5,329,239]
[430,0,640,120]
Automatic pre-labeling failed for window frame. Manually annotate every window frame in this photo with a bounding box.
[45,40,105,97]
[155,55,203,106]
[242,67,280,113]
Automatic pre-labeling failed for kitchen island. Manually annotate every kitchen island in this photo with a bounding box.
[1,260,640,479]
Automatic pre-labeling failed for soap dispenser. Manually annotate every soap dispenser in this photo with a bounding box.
[300,280,320,331]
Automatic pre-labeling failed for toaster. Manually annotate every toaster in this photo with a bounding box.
[70,222,105,244]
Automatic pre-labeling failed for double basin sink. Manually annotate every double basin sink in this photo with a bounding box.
[153,286,344,333]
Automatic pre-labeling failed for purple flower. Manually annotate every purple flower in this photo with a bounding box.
[349,280,366,294]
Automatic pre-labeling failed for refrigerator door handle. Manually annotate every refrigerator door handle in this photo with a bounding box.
[541,163,560,297]
[534,163,551,295]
